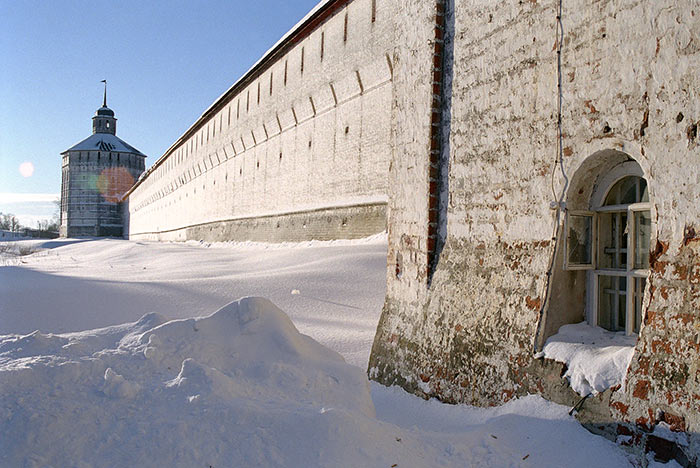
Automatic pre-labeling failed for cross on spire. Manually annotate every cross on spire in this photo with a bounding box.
[101,80,107,107]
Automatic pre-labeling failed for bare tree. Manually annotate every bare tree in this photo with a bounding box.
[0,213,22,232]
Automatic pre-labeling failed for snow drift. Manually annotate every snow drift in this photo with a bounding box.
[0,297,375,467]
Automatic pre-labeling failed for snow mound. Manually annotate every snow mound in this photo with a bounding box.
[542,322,636,396]
[0,297,373,467]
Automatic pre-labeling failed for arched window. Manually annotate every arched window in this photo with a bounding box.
[564,161,651,335]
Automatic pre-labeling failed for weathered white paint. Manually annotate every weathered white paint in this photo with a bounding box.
[124,0,395,242]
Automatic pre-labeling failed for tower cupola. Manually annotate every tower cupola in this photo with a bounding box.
[92,80,117,135]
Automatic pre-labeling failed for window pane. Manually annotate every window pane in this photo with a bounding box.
[598,275,625,332]
[604,176,643,206]
[598,275,615,331]
[634,210,651,269]
[567,214,592,265]
[618,292,627,332]
[599,212,626,270]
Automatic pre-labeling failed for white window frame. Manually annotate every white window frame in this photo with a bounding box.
[566,161,652,336]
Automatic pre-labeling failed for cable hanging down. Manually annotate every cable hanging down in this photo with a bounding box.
[533,0,569,354]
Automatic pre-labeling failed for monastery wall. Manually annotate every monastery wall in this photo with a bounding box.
[123,0,394,242]
[371,0,700,462]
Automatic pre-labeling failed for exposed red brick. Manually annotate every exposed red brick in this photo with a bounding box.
[636,416,652,431]
[660,287,669,300]
[633,379,651,400]
[611,401,629,416]
[616,424,633,436]
[653,261,669,274]
[651,340,672,354]
[502,389,515,402]
[525,296,541,311]
[454,324,463,332]
[645,310,658,327]
[419,374,430,383]
[663,412,687,432]
[584,100,598,114]
[426,237,436,253]
[650,240,669,268]
[637,355,651,375]
[672,264,688,281]
[563,146,573,156]
[672,313,695,325]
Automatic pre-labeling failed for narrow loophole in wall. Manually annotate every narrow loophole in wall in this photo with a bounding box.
[343,11,348,42]
[284,60,288,86]
[371,0,376,23]
[279,152,283,160]
[269,72,273,95]
[308,139,312,148]
[345,126,349,134]
[246,91,250,112]
[301,47,305,75]
[320,31,325,61]
[257,81,261,105]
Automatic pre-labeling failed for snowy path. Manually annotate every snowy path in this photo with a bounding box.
[0,238,650,467]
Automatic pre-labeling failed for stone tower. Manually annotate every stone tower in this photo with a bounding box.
[60,85,146,237]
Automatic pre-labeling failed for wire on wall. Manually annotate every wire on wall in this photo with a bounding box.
[534,0,568,353]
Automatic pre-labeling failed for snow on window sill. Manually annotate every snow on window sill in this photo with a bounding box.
[538,322,636,396]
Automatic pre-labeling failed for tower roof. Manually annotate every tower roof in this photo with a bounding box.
[62,133,146,156]
[95,106,115,117]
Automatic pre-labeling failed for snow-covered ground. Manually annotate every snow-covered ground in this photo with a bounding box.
[0,238,664,467]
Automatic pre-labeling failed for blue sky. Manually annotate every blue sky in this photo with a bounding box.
[0,0,319,226]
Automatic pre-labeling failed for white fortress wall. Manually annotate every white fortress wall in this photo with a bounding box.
[124,0,395,242]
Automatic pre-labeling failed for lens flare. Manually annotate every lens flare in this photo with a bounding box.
[97,167,135,203]
[19,162,34,178]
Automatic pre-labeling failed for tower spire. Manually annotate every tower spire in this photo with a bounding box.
[93,80,116,135]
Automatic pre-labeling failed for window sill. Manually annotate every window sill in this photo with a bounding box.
[537,322,636,396]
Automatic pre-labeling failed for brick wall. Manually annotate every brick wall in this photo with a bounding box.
[371,0,700,463]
